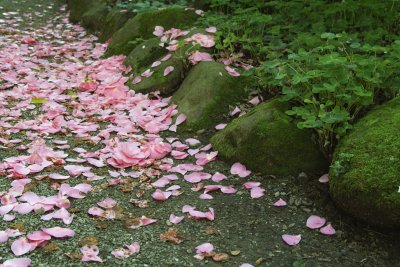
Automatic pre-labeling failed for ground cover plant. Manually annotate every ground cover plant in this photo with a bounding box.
[195,0,400,157]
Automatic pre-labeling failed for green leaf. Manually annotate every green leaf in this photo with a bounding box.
[31,98,48,104]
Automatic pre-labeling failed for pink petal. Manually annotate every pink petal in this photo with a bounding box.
[318,173,329,183]
[231,162,251,177]
[0,231,9,243]
[88,207,105,217]
[133,76,142,85]
[27,231,52,241]
[11,238,33,256]
[126,242,140,254]
[97,198,117,209]
[184,172,211,183]
[195,243,214,254]
[206,26,217,33]
[185,138,201,146]
[153,26,164,37]
[151,61,161,68]
[273,198,287,207]
[225,66,240,77]
[200,193,214,200]
[42,227,75,238]
[211,172,227,182]
[282,234,301,246]
[48,173,70,180]
[320,224,336,235]
[306,215,326,229]
[2,257,32,267]
[175,114,187,125]
[215,123,227,130]
[152,189,172,201]
[243,182,260,189]
[250,187,265,199]
[169,214,184,224]
[249,96,260,105]
[163,66,174,76]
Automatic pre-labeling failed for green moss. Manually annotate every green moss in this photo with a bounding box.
[81,4,110,33]
[210,99,327,176]
[124,38,168,71]
[130,57,186,95]
[171,62,247,131]
[329,97,400,229]
[99,8,136,42]
[67,0,103,23]
[105,8,199,56]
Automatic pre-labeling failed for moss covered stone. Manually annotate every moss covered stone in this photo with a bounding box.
[67,0,102,23]
[130,57,185,95]
[329,97,400,229]
[171,61,247,131]
[211,99,327,176]
[99,8,136,42]
[105,8,199,56]
[124,38,167,71]
[81,3,110,33]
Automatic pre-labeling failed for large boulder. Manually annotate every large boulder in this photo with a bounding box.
[67,0,103,23]
[211,99,328,176]
[99,9,136,42]
[130,57,186,95]
[171,62,247,130]
[105,8,199,56]
[124,38,168,71]
[81,3,110,33]
[329,97,400,229]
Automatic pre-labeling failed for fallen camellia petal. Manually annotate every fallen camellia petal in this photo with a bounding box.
[243,182,260,189]
[318,173,329,183]
[273,198,287,207]
[1,257,32,267]
[306,215,326,229]
[163,66,174,76]
[11,238,33,256]
[169,214,184,224]
[225,66,240,77]
[250,187,265,199]
[320,224,336,235]
[152,189,172,201]
[282,234,301,246]
[97,198,117,209]
[42,227,75,238]
[215,123,227,130]
[184,172,211,183]
[195,242,214,255]
[231,162,251,177]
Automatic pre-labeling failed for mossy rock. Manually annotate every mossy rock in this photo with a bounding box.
[171,61,247,131]
[130,57,186,95]
[67,0,103,23]
[81,4,110,33]
[124,38,168,71]
[99,8,136,42]
[105,8,199,56]
[329,97,400,229]
[211,99,328,176]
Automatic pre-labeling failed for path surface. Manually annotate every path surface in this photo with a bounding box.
[0,1,399,266]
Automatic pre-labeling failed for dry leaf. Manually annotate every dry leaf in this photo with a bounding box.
[160,228,184,244]
[213,253,230,262]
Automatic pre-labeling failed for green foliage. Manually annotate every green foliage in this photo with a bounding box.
[116,0,188,12]
[259,34,400,155]
[199,0,400,157]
